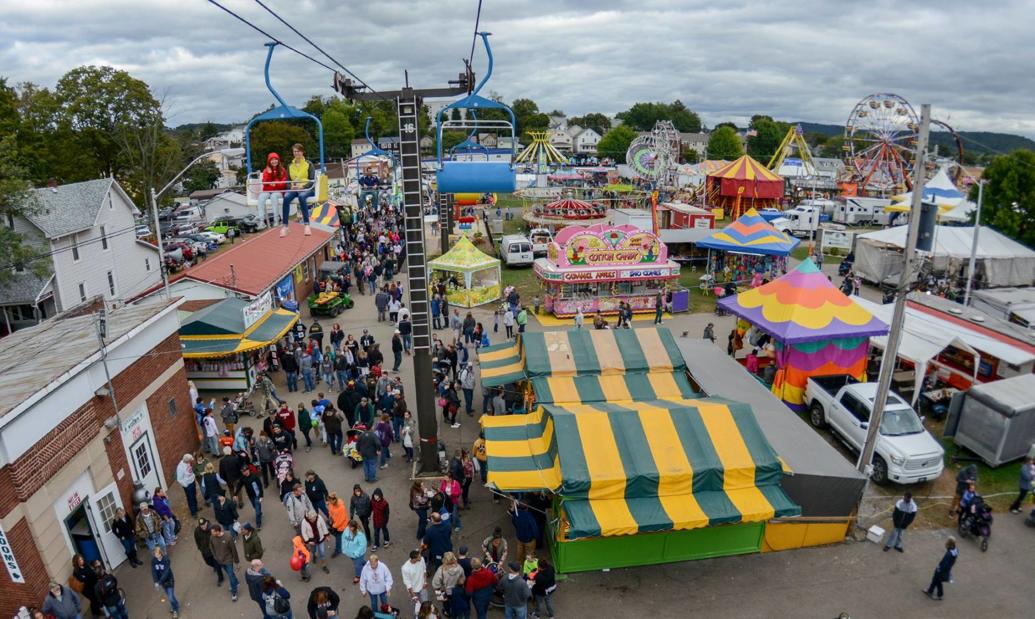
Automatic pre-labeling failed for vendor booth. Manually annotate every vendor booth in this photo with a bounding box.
[718,259,889,410]
[697,208,799,286]
[428,235,501,308]
[480,328,801,573]
[535,224,684,317]
[179,293,299,390]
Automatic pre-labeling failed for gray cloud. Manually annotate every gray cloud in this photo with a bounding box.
[1,0,1032,137]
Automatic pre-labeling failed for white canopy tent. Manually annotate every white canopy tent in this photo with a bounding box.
[855,296,1035,403]
[854,225,1035,287]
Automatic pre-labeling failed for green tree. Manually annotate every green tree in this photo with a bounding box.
[819,135,845,158]
[596,125,637,162]
[569,112,611,136]
[248,122,317,165]
[322,102,355,159]
[707,126,744,160]
[971,150,1035,247]
[616,101,701,132]
[511,98,550,139]
[747,117,789,163]
[199,121,220,140]
[182,160,221,193]
[682,147,700,164]
[14,82,99,184]
[54,66,164,176]
[0,134,46,284]
[714,121,738,132]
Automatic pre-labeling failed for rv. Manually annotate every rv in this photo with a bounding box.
[833,197,892,226]
[772,204,822,238]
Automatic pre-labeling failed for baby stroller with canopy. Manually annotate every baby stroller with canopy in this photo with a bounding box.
[957,494,993,551]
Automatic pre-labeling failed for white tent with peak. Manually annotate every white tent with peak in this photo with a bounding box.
[886,167,975,223]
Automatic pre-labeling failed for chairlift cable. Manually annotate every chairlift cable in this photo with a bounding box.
[206,0,338,73]
[467,0,484,69]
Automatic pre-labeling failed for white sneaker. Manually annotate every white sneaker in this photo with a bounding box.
[280,226,288,237]
[304,224,312,236]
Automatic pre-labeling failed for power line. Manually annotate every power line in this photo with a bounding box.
[468,0,484,69]
[205,0,339,74]
[250,0,388,103]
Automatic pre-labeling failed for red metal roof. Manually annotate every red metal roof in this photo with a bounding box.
[180,223,332,296]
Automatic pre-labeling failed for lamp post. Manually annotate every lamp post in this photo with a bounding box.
[150,148,243,298]
[962,180,985,307]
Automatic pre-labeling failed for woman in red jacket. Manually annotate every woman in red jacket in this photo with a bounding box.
[258,152,287,227]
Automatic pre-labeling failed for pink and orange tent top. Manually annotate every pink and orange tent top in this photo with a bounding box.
[708,155,784,199]
[717,259,889,343]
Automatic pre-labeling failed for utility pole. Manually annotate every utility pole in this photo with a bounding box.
[962,180,985,306]
[150,188,171,299]
[335,70,470,475]
[96,309,120,414]
[857,104,931,480]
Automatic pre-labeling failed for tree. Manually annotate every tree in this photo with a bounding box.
[181,160,221,193]
[747,117,789,163]
[971,150,1035,247]
[510,98,550,139]
[707,126,744,160]
[596,125,637,162]
[682,147,700,164]
[714,121,738,132]
[569,112,611,136]
[322,102,355,159]
[54,66,164,176]
[0,135,46,284]
[113,114,183,205]
[248,122,317,165]
[616,101,701,132]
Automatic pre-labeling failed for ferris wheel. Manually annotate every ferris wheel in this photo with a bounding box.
[626,120,680,185]
[844,93,919,193]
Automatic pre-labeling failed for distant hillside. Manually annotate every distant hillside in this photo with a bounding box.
[792,121,1035,156]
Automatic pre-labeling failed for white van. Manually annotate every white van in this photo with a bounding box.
[501,235,534,267]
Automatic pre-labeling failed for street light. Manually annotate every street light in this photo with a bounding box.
[150,148,244,298]
[962,180,986,307]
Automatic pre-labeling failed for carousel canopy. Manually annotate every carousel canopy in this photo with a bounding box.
[707,155,784,199]
[696,208,800,256]
[718,259,889,344]
[428,235,500,272]
[539,198,605,220]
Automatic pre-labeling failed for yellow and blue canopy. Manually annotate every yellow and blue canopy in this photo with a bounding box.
[483,397,800,539]
[696,208,800,256]
[179,298,299,358]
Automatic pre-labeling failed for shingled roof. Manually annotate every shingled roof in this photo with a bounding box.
[22,178,120,239]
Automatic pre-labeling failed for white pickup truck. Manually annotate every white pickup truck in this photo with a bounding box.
[806,375,944,484]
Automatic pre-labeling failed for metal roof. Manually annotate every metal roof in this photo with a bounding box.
[0,299,178,420]
[23,178,115,239]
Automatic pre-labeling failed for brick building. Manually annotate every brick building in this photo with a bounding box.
[0,299,197,618]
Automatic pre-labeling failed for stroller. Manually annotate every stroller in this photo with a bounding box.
[957,495,993,551]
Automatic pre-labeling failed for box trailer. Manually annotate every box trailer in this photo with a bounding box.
[946,373,1035,467]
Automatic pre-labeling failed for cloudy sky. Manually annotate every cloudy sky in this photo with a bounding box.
[2,0,1033,136]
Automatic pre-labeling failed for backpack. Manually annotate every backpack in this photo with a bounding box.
[265,591,290,615]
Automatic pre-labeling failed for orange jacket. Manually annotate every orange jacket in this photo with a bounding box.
[327,499,349,532]
[292,535,312,564]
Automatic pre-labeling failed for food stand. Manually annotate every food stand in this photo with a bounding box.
[179,293,299,391]
[536,224,682,317]
[428,235,501,308]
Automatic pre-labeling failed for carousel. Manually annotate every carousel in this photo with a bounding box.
[535,224,683,317]
[523,197,608,232]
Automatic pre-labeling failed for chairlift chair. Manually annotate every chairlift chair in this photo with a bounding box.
[245,42,328,208]
[435,32,517,195]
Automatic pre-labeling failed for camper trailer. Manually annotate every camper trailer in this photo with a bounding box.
[833,197,892,226]
[772,204,822,238]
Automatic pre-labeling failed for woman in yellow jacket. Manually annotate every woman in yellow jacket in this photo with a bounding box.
[281,142,316,237]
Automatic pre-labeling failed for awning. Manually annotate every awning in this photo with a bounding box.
[531,372,695,405]
[479,339,525,387]
[482,398,800,539]
[180,309,299,358]
[521,328,685,378]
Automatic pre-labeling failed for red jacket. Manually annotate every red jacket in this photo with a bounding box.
[371,495,390,528]
[275,408,296,431]
[261,152,288,192]
[465,567,496,594]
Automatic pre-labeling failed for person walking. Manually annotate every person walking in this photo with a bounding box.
[1009,457,1034,514]
[465,558,495,619]
[110,508,142,568]
[516,307,528,335]
[391,331,403,372]
[884,492,918,552]
[306,586,340,619]
[654,291,664,324]
[510,502,539,564]
[343,519,368,585]
[300,510,331,574]
[327,492,349,558]
[135,501,167,554]
[242,522,264,561]
[245,559,272,617]
[530,558,556,619]
[370,488,391,550]
[357,429,380,483]
[503,308,514,339]
[210,524,241,602]
[410,481,431,540]
[401,550,429,607]
[213,494,240,539]
[282,349,300,393]
[422,512,453,574]
[950,464,978,517]
[238,466,264,529]
[194,518,224,585]
[256,431,277,488]
[460,363,475,417]
[359,554,393,613]
[349,484,373,541]
[175,454,200,517]
[285,483,315,533]
[432,552,466,600]
[43,580,82,619]
[203,408,220,455]
[93,563,128,619]
[304,470,331,519]
[924,537,959,600]
[150,546,181,618]
[261,576,293,619]
[501,561,531,619]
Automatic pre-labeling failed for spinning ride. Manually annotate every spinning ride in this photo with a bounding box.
[625,120,681,187]
[523,197,608,231]
[516,131,567,173]
[843,93,918,193]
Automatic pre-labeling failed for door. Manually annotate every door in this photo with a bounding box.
[838,392,870,449]
[130,432,162,494]
[84,482,126,569]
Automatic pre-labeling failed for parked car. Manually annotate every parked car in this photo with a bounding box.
[197,230,227,244]
[171,236,211,256]
[182,234,217,252]
[171,221,201,236]
[135,225,151,237]
[158,207,176,222]
[806,375,944,484]
[238,214,265,233]
[206,217,241,236]
[163,241,193,263]
[501,234,534,267]
[528,228,553,257]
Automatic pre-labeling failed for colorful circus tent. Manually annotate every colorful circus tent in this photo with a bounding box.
[717,259,889,409]
[706,155,784,219]
[480,328,801,572]
[697,208,799,284]
[885,166,974,223]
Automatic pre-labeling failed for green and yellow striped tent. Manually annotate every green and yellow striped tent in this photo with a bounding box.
[483,397,799,540]
[479,328,686,388]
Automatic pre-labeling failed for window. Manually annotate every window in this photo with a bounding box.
[100,225,108,250]
[71,233,80,262]
[107,270,116,296]
[4,213,12,228]
[133,440,153,480]
[78,282,87,302]
[167,398,177,417]
[840,393,870,423]
[94,491,119,534]
[145,257,151,272]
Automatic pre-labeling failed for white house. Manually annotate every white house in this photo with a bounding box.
[572,127,602,154]
[351,139,374,160]
[679,132,709,158]
[0,179,161,334]
[549,129,573,152]
[548,113,568,132]
[203,192,252,220]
